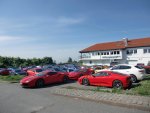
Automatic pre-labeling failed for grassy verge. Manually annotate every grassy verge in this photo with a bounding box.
[0,75,24,83]
[126,75,150,96]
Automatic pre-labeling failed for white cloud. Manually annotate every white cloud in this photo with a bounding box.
[57,17,84,26]
[0,35,21,41]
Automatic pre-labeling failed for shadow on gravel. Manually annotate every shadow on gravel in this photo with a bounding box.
[44,79,77,88]
[23,79,77,89]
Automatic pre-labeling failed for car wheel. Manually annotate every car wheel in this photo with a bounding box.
[130,74,137,83]
[63,76,69,83]
[35,79,44,88]
[113,80,123,89]
[82,78,89,86]
[146,69,150,74]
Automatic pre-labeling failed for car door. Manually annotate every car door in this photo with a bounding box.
[45,72,59,84]
[93,72,110,86]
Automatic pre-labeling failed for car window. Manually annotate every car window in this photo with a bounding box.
[36,69,43,72]
[111,66,120,70]
[48,72,57,75]
[15,70,21,73]
[135,66,143,69]
[94,72,109,77]
[36,72,45,76]
[120,65,131,69]
[54,68,60,72]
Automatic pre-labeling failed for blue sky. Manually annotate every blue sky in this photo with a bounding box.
[0,0,150,63]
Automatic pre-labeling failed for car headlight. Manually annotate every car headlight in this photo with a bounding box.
[25,80,30,83]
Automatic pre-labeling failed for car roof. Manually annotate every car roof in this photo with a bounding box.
[114,64,134,66]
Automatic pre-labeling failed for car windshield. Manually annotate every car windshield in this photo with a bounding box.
[73,69,80,72]
[36,72,45,76]
[15,70,21,73]
[36,69,43,72]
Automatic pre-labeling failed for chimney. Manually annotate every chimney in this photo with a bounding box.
[122,38,128,47]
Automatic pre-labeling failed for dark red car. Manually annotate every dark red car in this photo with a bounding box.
[26,68,43,76]
[20,71,69,88]
[68,70,84,80]
[78,71,132,89]
[68,69,94,80]
[0,68,10,75]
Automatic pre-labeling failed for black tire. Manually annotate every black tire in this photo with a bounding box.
[130,74,137,83]
[113,80,123,89]
[35,79,44,88]
[146,69,150,74]
[82,78,89,86]
[63,76,69,83]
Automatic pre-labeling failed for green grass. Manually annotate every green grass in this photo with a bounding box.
[127,76,150,96]
[0,75,24,83]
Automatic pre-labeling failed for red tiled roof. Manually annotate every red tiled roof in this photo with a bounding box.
[80,37,150,53]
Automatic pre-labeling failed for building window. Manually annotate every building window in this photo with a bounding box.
[101,52,103,55]
[130,50,133,54]
[149,49,150,53]
[144,49,148,53]
[95,52,98,56]
[98,52,100,55]
[111,51,113,55]
[89,60,92,64]
[117,51,120,54]
[127,50,134,54]
[107,52,109,55]
[104,52,106,55]
[126,50,129,54]
[114,51,116,55]
[134,49,137,54]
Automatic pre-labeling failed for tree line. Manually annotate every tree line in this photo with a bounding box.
[0,56,54,68]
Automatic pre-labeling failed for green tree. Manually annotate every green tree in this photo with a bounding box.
[67,57,73,63]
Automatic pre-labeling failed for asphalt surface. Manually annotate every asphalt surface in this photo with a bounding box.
[0,82,149,113]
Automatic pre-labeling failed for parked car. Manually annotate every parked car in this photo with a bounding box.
[78,71,132,89]
[109,64,145,83]
[20,70,69,88]
[0,68,9,75]
[144,66,150,74]
[94,66,103,73]
[68,69,84,80]
[26,68,43,76]
[10,69,26,75]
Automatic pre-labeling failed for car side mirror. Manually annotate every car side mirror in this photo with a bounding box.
[92,74,95,77]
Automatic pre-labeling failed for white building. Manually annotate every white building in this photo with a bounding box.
[79,37,150,66]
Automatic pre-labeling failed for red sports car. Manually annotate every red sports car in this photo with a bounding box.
[20,71,69,88]
[26,68,43,76]
[78,71,132,89]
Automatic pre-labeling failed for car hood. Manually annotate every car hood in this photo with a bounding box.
[21,76,37,82]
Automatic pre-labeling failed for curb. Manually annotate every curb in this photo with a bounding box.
[51,88,150,112]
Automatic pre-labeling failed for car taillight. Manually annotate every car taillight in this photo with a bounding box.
[139,70,144,73]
